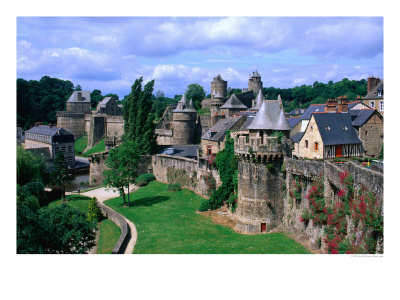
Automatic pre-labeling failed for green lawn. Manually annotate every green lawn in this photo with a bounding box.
[74,135,88,154]
[97,219,121,254]
[83,139,105,157]
[104,181,310,254]
[49,194,121,254]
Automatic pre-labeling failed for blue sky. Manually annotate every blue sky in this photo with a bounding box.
[17,17,383,98]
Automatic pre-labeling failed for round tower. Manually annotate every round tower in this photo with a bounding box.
[248,71,263,95]
[234,98,292,234]
[172,95,197,145]
[211,75,227,99]
[210,92,225,126]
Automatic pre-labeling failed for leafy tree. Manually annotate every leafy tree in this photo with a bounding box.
[51,151,72,201]
[19,182,47,207]
[105,93,119,101]
[90,89,103,109]
[74,85,82,91]
[17,146,48,186]
[185,83,206,110]
[87,197,103,222]
[17,190,96,254]
[123,77,156,155]
[37,204,96,254]
[103,140,140,207]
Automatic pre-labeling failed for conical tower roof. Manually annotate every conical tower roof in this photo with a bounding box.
[220,94,247,109]
[252,89,264,110]
[173,94,196,113]
[251,70,261,78]
[247,96,290,131]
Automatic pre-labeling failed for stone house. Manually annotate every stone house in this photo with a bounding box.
[363,76,384,116]
[219,94,247,117]
[294,113,363,159]
[349,109,383,157]
[24,125,75,168]
[200,115,246,159]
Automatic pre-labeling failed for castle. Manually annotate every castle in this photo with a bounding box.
[57,91,124,150]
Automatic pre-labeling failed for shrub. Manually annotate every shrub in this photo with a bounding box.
[266,163,275,171]
[136,173,156,187]
[87,197,104,222]
[167,183,181,192]
[226,193,238,212]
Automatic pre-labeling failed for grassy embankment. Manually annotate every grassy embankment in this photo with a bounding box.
[49,194,120,254]
[104,181,310,254]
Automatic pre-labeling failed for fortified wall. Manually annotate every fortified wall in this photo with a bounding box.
[282,158,383,252]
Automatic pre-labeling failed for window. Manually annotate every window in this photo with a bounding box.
[305,140,308,148]
[315,142,319,151]
[379,101,384,111]
[370,101,375,109]
[207,146,212,156]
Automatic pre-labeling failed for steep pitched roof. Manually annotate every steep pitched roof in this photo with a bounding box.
[301,104,326,120]
[173,94,196,112]
[247,99,291,131]
[312,113,362,146]
[251,71,261,78]
[291,131,304,143]
[202,116,244,142]
[67,91,91,102]
[364,80,384,100]
[251,89,264,110]
[98,97,112,107]
[220,94,247,109]
[26,125,73,137]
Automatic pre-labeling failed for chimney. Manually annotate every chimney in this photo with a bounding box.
[367,76,380,93]
[77,91,82,101]
[337,95,348,113]
[325,98,338,113]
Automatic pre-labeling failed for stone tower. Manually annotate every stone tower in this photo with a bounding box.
[234,95,292,234]
[211,75,227,99]
[248,71,263,95]
[210,91,225,126]
[172,94,197,145]
[57,91,92,139]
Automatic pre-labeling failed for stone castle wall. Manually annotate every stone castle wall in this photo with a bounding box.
[283,158,383,252]
[56,111,86,139]
[106,115,124,139]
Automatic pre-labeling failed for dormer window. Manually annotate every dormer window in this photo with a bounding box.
[377,90,382,97]
[325,126,330,131]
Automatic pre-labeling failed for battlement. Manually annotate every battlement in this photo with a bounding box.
[234,134,289,160]
[56,111,85,118]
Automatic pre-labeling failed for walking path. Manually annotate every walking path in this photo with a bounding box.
[68,186,138,254]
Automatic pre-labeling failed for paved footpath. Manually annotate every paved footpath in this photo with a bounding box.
[68,186,138,254]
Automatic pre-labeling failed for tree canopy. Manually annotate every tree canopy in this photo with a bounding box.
[51,151,72,201]
[17,146,49,186]
[185,83,206,111]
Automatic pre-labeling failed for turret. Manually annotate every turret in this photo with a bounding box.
[172,94,197,145]
[248,71,263,95]
[251,88,265,111]
[211,75,227,99]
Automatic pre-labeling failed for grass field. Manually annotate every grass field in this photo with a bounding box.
[74,135,88,154]
[83,139,105,157]
[49,194,120,254]
[104,181,310,254]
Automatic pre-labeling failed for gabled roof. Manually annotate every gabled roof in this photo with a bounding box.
[67,91,91,102]
[247,98,291,131]
[220,94,247,109]
[301,104,326,120]
[98,97,112,107]
[26,125,73,137]
[239,115,256,130]
[312,113,362,146]
[287,117,301,129]
[351,109,378,127]
[173,94,196,113]
[202,116,244,142]
[364,80,384,100]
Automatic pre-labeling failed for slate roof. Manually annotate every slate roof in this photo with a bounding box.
[350,109,377,127]
[312,113,362,146]
[364,80,384,100]
[239,115,255,130]
[173,94,196,113]
[287,117,301,129]
[220,94,247,109]
[158,145,199,159]
[98,97,112,107]
[26,125,73,137]
[67,91,91,102]
[202,116,244,142]
[252,89,264,110]
[251,71,261,78]
[247,100,291,131]
[301,104,326,120]
[291,131,304,143]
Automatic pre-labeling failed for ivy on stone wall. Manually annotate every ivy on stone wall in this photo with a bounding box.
[167,167,196,188]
